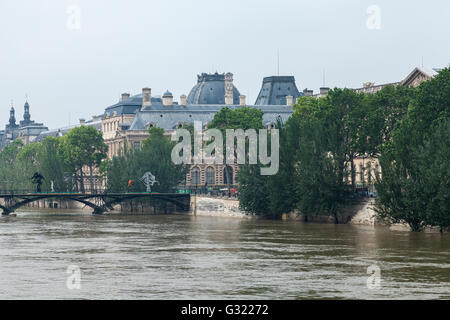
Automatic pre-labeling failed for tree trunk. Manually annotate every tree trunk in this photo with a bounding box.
[89,165,94,193]
[350,153,355,191]
[79,168,85,193]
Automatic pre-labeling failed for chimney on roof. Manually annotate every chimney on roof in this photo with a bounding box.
[121,93,130,101]
[142,88,151,109]
[180,94,187,105]
[319,87,330,96]
[79,118,86,125]
[363,82,375,88]
[162,90,173,106]
[303,88,314,96]
[224,72,234,105]
[286,95,293,106]
[239,95,246,106]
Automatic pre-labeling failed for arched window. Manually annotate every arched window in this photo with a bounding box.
[223,166,233,185]
[191,167,200,185]
[206,167,215,185]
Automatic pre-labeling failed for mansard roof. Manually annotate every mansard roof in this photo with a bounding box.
[187,72,241,105]
[127,104,293,131]
[105,95,165,116]
[34,120,101,142]
[255,76,302,105]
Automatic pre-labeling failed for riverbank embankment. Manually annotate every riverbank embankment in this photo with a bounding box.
[192,196,448,233]
[5,195,446,233]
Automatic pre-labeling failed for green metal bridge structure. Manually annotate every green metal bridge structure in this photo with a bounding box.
[0,192,191,216]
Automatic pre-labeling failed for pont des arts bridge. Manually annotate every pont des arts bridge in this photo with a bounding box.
[0,191,191,216]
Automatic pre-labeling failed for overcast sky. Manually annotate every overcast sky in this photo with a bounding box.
[0,0,449,129]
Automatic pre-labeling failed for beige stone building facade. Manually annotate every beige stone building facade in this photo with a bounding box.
[100,73,299,191]
[99,67,442,192]
[343,67,440,190]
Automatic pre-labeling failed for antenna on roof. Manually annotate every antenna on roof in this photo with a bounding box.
[323,68,326,87]
[421,56,424,68]
[277,49,280,76]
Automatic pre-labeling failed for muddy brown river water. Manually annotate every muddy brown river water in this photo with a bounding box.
[0,211,449,299]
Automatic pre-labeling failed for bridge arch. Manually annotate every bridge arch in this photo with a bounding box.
[1,195,105,215]
[0,193,190,215]
[0,203,12,215]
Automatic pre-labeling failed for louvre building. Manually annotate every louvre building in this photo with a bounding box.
[1,67,440,191]
[102,72,302,189]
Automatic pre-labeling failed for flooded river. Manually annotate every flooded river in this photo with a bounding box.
[0,211,449,299]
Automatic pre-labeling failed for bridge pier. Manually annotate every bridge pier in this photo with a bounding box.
[92,207,106,215]
[1,209,13,216]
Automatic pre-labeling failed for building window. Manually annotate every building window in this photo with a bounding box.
[206,167,215,185]
[133,142,141,150]
[375,164,380,180]
[359,164,364,184]
[223,166,233,185]
[191,167,200,185]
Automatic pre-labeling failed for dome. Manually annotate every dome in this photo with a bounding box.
[163,90,173,97]
[187,72,240,105]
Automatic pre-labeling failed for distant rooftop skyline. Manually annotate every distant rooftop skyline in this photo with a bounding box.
[1,0,449,129]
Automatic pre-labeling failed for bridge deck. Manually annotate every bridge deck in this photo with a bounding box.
[0,192,191,215]
[0,192,186,197]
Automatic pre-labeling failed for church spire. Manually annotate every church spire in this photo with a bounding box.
[23,100,31,122]
[9,103,16,126]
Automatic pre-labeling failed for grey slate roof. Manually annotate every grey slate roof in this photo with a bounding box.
[128,104,293,131]
[35,121,102,142]
[104,73,298,135]
[104,95,161,117]
[187,73,241,105]
[255,76,302,105]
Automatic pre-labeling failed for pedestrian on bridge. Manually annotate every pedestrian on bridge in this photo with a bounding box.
[31,172,44,193]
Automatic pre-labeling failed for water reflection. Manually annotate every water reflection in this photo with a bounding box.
[0,212,449,299]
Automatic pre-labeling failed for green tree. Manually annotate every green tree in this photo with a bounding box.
[105,127,187,193]
[208,107,265,189]
[353,85,414,156]
[59,125,108,192]
[375,68,450,231]
[38,136,67,192]
[292,96,353,223]
[16,142,42,191]
[0,140,24,191]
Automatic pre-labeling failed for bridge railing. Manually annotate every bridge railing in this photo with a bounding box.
[0,189,108,195]
[0,189,191,196]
